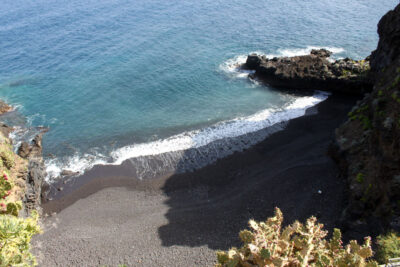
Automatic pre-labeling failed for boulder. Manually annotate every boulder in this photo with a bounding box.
[0,100,12,115]
[61,170,79,177]
[17,132,46,159]
[17,142,31,159]
[245,54,261,69]
[310,48,332,58]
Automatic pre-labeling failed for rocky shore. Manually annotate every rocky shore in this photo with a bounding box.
[239,3,400,240]
[0,2,397,265]
[244,48,372,95]
[0,111,47,216]
[34,93,355,266]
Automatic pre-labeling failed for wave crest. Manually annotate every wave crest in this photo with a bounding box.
[45,91,329,182]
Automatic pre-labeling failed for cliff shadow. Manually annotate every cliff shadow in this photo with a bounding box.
[157,94,356,250]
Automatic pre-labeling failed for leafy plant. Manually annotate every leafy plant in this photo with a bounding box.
[0,173,12,200]
[0,149,14,170]
[0,172,22,217]
[0,211,41,267]
[375,231,400,264]
[216,208,377,267]
[356,173,365,184]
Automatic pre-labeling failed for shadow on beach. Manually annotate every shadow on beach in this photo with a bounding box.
[156,93,356,250]
[36,93,358,266]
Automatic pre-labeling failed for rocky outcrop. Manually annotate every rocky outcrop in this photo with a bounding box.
[17,131,47,215]
[0,123,13,137]
[24,158,46,214]
[243,49,372,95]
[0,106,47,215]
[0,97,47,215]
[332,3,400,232]
[0,100,12,115]
[370,4,400,75]
[18,132,45,159]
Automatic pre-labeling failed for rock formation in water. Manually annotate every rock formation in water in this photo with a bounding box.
[243,49,372,95]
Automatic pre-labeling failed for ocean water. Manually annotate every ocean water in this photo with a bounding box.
[0,0,397,181]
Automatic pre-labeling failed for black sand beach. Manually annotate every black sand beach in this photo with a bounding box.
[33,94,357,266]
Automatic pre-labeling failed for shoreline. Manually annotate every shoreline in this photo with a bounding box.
[43,91,328,181]
[35,93,359,266]
[41,92,339,213]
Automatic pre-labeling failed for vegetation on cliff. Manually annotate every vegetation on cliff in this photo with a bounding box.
[216,208,378,267]
[0,132,41,266]
[222,3,400,266]
[334,4,400,228]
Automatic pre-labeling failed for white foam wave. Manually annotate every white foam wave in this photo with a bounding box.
[266,46,345,58]
[45,91,329,182]
[219,54,257,79]
[45,152,109,180]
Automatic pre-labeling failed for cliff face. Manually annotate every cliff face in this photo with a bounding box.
[0,123,46,216]
[370,5,400,74]
[17,132,47,215]
[333,4,400,230]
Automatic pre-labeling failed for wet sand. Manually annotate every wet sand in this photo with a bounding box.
[33,94,357,266]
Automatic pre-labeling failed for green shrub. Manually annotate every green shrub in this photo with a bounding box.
[376,231,400,264]
[0,149,14,170]
[216,208,377,267]
[0,211,41,267]
[356,173,365,184]
[0,172,22,217]
[0,172,12,199]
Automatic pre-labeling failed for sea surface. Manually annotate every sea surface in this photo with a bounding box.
[0,0,397,181]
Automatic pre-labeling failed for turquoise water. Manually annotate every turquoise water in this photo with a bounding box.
[0,0,397,180]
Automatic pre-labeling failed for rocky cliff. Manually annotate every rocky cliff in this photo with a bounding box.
[0,120,47,216]
[18,131,47,215]
[333,4,400,233]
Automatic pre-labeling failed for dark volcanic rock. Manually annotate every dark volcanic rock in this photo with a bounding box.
[244,49,372,95]
[310,48,332,58]
[15,130,48,214]
[370,4,400,75]
[18,142,31,158]
[24,158,46,214]
[245,54,261,69]
[332,3,400,234]
[18,132,45,159]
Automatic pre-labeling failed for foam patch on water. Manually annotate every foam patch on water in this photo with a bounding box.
[219,53,259,79]
[267,46,345,58]
[44,91,329,182]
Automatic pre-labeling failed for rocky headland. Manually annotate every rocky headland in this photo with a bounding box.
[242,3,400,239]
[244,48,372,95]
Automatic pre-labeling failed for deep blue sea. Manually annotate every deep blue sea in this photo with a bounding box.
[0,0,397,181]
